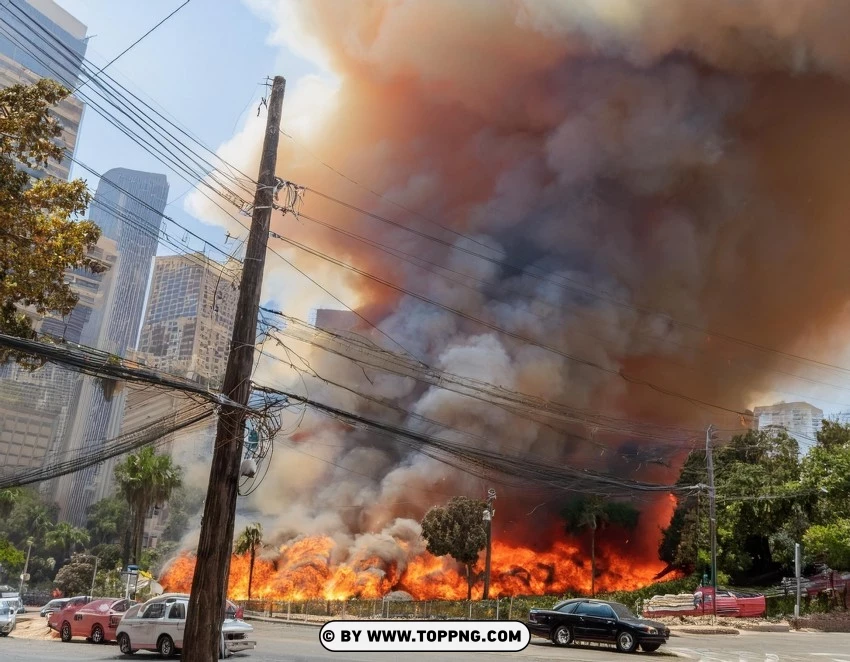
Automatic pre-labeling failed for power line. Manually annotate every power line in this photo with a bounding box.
[70,0,191,94]
[254,382,698,496]
[264,232,752,419]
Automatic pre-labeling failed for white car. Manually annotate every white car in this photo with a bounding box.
[116,593,255,658]
[0,600,16,636]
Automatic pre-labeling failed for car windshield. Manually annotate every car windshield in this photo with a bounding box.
[0,603,10,615]
[610,603,638,620]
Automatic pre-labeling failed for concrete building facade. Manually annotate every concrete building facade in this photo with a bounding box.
[56,168,168,525]
[136,253,241,388]
[0,0,87,180]
[753,401,824,454]
[0,236,117,479]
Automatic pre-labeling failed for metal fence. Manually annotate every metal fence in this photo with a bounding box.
[237,596,563,623]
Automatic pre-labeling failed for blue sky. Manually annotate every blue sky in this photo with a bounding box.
[54,0,316,256]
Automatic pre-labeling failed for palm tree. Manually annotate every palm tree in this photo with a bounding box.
[562,497,639,596]
[114,446,182,566]
[45,522,90,564]
[0,488,19,518]
[234,523,263,599]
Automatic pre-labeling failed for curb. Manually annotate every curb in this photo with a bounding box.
[670,627,739,635]
[739,624,791,632]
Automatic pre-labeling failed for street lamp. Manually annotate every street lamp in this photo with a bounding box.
[482,489,496,600]
[18,537,33,596]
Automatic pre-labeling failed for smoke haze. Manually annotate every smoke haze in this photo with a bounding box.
[174,0,850,597]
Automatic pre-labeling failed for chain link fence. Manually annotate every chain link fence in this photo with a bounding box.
[237,595,568,623]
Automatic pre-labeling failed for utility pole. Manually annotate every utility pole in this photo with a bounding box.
[482,488,496,600]
[18,537,33,596]
[706,425,718,622]
[182,75,286,662]
[89,556,99,598]
[794,542,802,619]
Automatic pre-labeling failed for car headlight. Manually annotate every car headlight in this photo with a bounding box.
[639,626,658,634]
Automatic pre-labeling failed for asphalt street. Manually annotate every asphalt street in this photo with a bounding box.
[4,621,850,661]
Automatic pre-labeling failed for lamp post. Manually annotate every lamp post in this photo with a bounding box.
[482,489,496,600]
[19,537,33,596]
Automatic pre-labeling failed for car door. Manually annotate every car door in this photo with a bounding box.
[165,601,187,647]
[573,602,616,641]
[134,601,166,648]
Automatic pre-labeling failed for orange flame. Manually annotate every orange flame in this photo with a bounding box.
[162,535,666,601]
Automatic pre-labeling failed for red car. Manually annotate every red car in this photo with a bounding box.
[47,595,91,632]
[51,597,133,644]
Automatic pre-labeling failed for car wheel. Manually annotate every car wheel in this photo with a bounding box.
[118,632,136,655]
[641,643,661,652]
[551,625,573,646]
[158,634,175,658]
[616,630,638,653]
[91,624,105,644]
[60,622,72,642]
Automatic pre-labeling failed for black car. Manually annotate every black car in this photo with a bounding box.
[527,598,670,653]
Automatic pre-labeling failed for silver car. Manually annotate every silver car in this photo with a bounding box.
[116,593,255,658]
[0,600,16,636]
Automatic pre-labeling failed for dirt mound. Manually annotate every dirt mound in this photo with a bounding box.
[10,618,58,640]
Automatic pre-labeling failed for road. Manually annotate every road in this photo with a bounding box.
[4,620,850,661]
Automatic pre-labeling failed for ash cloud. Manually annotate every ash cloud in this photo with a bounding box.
[180,0,850,590]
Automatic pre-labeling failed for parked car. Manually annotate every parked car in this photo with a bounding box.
[0,600,16,636]
[116,593,255,658]
[47,595,92,632]
[53,597,133,644]
[527,598,671,653]
[40,598,70,618]
[643,586,766,618]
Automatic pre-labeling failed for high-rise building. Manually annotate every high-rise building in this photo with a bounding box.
[56,168,169,525]
[0,236,117,475]
[118,253,240,548]
[753,401,824,454]
[136,253,241,388]
[0,0,87,181]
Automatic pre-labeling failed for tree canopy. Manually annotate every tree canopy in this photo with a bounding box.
[661,424,850,584]
[0,79,104,352]
[562,496,639,596]
[53,555,94,596]
[235,523,263,600]
[420,496,487,600]
[114,446,182,565]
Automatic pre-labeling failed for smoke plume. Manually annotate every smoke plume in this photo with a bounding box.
[176,0,850,597]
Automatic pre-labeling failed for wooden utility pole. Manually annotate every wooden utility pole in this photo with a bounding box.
[482,488,495,600]
[706,424,718,622]
[181,75,285,662]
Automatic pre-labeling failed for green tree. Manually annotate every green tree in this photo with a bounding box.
[85,496,130,546]
[803,522,850,570]
[53,555,95,596]
[562,496,640,596]
[234,523,263,599]
[0,488,20,519]
[0,79,104,355]
[0,488,57,549]
[89,543,122,573]
[113,446,182,566]
[802,420,850,521]
[420,496,487,600]
[45,522,90,565]
[660,429,807,583]
[0,537,26,580]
